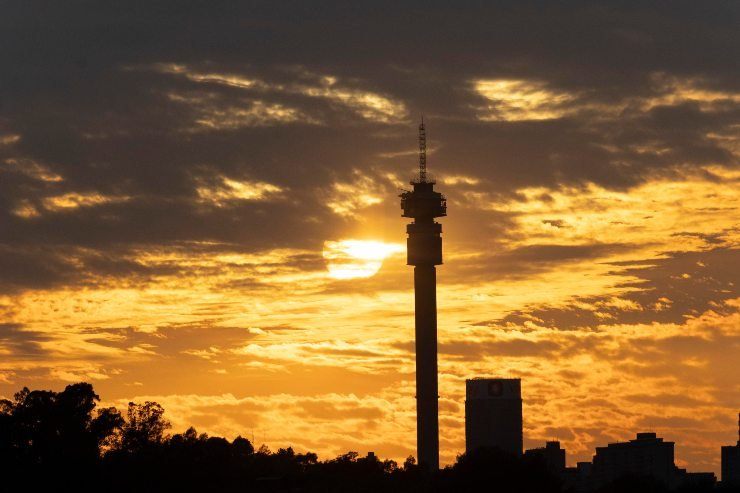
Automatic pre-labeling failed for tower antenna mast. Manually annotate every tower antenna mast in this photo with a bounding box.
[419,117,427,182]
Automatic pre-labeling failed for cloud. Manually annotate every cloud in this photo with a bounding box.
[2,157,63,183]
[473,74,740,123]
[474,79,576,121]
[153,63,407,124]
[169,94,316,131]
[440,337,561,360]
[0,0,738,474]
[440,175,480,186]
[232,338,410,374]
[324,172,386,218]
[41,192,130,212]
[0,323,50,357]
[195,176,284,205]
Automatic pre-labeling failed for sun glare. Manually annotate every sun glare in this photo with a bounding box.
[323,240,404,279]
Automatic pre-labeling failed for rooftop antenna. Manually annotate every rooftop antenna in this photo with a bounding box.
[418,116,427,182]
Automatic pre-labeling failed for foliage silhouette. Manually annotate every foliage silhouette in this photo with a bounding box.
[436,446,562,492]
[121,400,170,452]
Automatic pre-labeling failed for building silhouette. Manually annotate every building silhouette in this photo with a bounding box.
[562,461,593,493]
[526,433,718,491]
[680,471,718,490]
[721,413,740,486]
[400,119,446,471]
[465,378,523,457]
[590,432,681,489]
[525,440,566,475]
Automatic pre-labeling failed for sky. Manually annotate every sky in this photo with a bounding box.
[1,0,739,474]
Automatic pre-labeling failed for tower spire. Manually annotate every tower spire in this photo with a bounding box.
[419,117,427,182]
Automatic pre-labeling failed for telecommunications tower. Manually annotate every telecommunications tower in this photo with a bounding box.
[400,119,446,470]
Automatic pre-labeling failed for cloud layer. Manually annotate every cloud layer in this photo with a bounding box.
[1,0,738,474]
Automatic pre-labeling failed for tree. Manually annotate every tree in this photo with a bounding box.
[121,401,170,452]
[0,383,127,492]
[440,447,562,493]
[92,406,125,452]
[232,435,254,457]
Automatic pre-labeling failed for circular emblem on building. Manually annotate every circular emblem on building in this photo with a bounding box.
[488,380,504,396]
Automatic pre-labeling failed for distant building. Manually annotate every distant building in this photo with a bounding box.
[465,378,523,457]
[679,471,716,489]
[524,441,566,474]
[590,432,681,489]
[722,445,740,486]
[721,413,740,486]
[562,462,592,493]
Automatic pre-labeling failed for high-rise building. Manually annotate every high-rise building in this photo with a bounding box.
[590,432,681,489]
[721,413,740,486]
[465,378,523,457]
[400,120,446,471]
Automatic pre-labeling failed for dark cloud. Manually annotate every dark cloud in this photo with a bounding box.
[1,1,738,291]
[0,323,50,357]
[449,242,632,285]
[0,247,74,291]
[502,243,628,263]
[0,244,179,293]
[489,247,739,329]
[440,338,561,360]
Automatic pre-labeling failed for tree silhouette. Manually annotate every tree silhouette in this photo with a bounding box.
[121,400,170,452]
[0,383,124,490]
[437,446,562,493]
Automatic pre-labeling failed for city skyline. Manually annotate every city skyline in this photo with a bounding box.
[4,379,735,491]
[1,0,739,476]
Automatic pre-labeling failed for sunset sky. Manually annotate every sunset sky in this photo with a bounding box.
[1,1,738,474]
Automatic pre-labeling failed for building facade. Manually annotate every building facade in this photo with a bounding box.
[465,378,523,457]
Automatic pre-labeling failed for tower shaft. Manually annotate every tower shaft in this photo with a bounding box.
[414,263,439,470]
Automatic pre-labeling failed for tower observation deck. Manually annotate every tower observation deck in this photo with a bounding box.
[400,119,446,471]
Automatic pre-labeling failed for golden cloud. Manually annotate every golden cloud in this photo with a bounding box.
[3,157,63,182]
[196,176,284,205]
[473,79,576,121]
[324,173,385,218]
[42,192,130,212]
[153,63,407,124]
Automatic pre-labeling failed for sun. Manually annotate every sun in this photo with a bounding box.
[323,240,404,280]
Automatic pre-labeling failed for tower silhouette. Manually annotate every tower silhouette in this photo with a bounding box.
[400,119,446,470]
